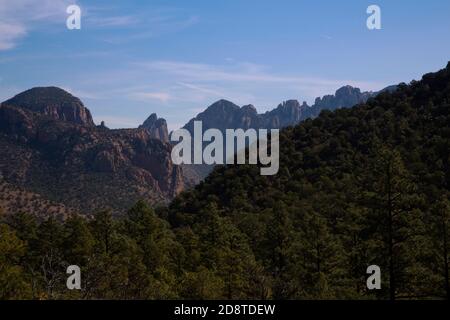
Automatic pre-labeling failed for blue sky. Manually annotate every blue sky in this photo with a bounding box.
[1,0,449,130]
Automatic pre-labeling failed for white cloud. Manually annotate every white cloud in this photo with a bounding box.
[86,15,140,28]
[0,0,73,50]
[75,58,386,118]
[130,15,199,40]
[0,1,189,50]
[137,60,380,90]
[0,22,26,50]
[131,91,171,103]
[96,14,199,44]
[177,82,225,97]
[130,60,384,107]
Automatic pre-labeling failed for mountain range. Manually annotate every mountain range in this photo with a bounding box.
[0,83,395,216]
[1,63,449,300]
[181,85,396,181]
[184,85,381,133]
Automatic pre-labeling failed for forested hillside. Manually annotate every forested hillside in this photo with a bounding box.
[1,63,449,300]
[168,62,450,299]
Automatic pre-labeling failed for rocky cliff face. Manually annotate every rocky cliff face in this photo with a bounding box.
[180,85,379,182]
[262,100,310,128]
[139,113,169,143]
[183,99,244,132]
[0,88,183,216]
[3,87,95,126]
[313,85,373,112]
[183,86,375,135]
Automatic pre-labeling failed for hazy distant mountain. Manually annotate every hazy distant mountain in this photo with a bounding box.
[0,87,183,217]
[376,84,398,94]
[183,85,378,133]
[181,85,383,182]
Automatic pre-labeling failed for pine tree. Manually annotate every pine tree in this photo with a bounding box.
[293,209,343,299]
[196,202,258,299]
[35,217,65,299]
[124,200,180,274]
[263,202,295,299]
[361,146,423,300]
[63,214,94,267]
[0,223,32,299]
[428,197,450,299]
[90,210,114,255]
[179,266,224,299]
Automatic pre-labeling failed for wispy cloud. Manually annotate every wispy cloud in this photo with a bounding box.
[137,60,377,88]
[127,15,199,40]
[86,15,140,28]
[74,58,385,115]
[96,14,199,44]
[0,1,197,50]
[177,82,226,98]
[134,60,384,102]
[130,91,171,103]
[0,0,73,50]
[0,22,26,50]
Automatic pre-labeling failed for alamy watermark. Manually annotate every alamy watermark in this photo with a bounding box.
[64,263,381,291]
[170,121,279,176]
[66,265,81,290]
[366,265,381,290]
[367,5,381,30]
[66,5,81,30]
[65,4,381,32]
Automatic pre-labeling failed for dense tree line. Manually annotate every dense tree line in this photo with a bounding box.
[1,63,449,299]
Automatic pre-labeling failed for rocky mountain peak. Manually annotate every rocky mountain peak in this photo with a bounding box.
[335,85,361,97]
[278,99,301,110]
[183,99,241,132]
[240,104,257,114]
[0,88,184,215]
[314,85,373,111]
[1,87,95,126]
[139,113,169,142]
[205,99,240,115]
